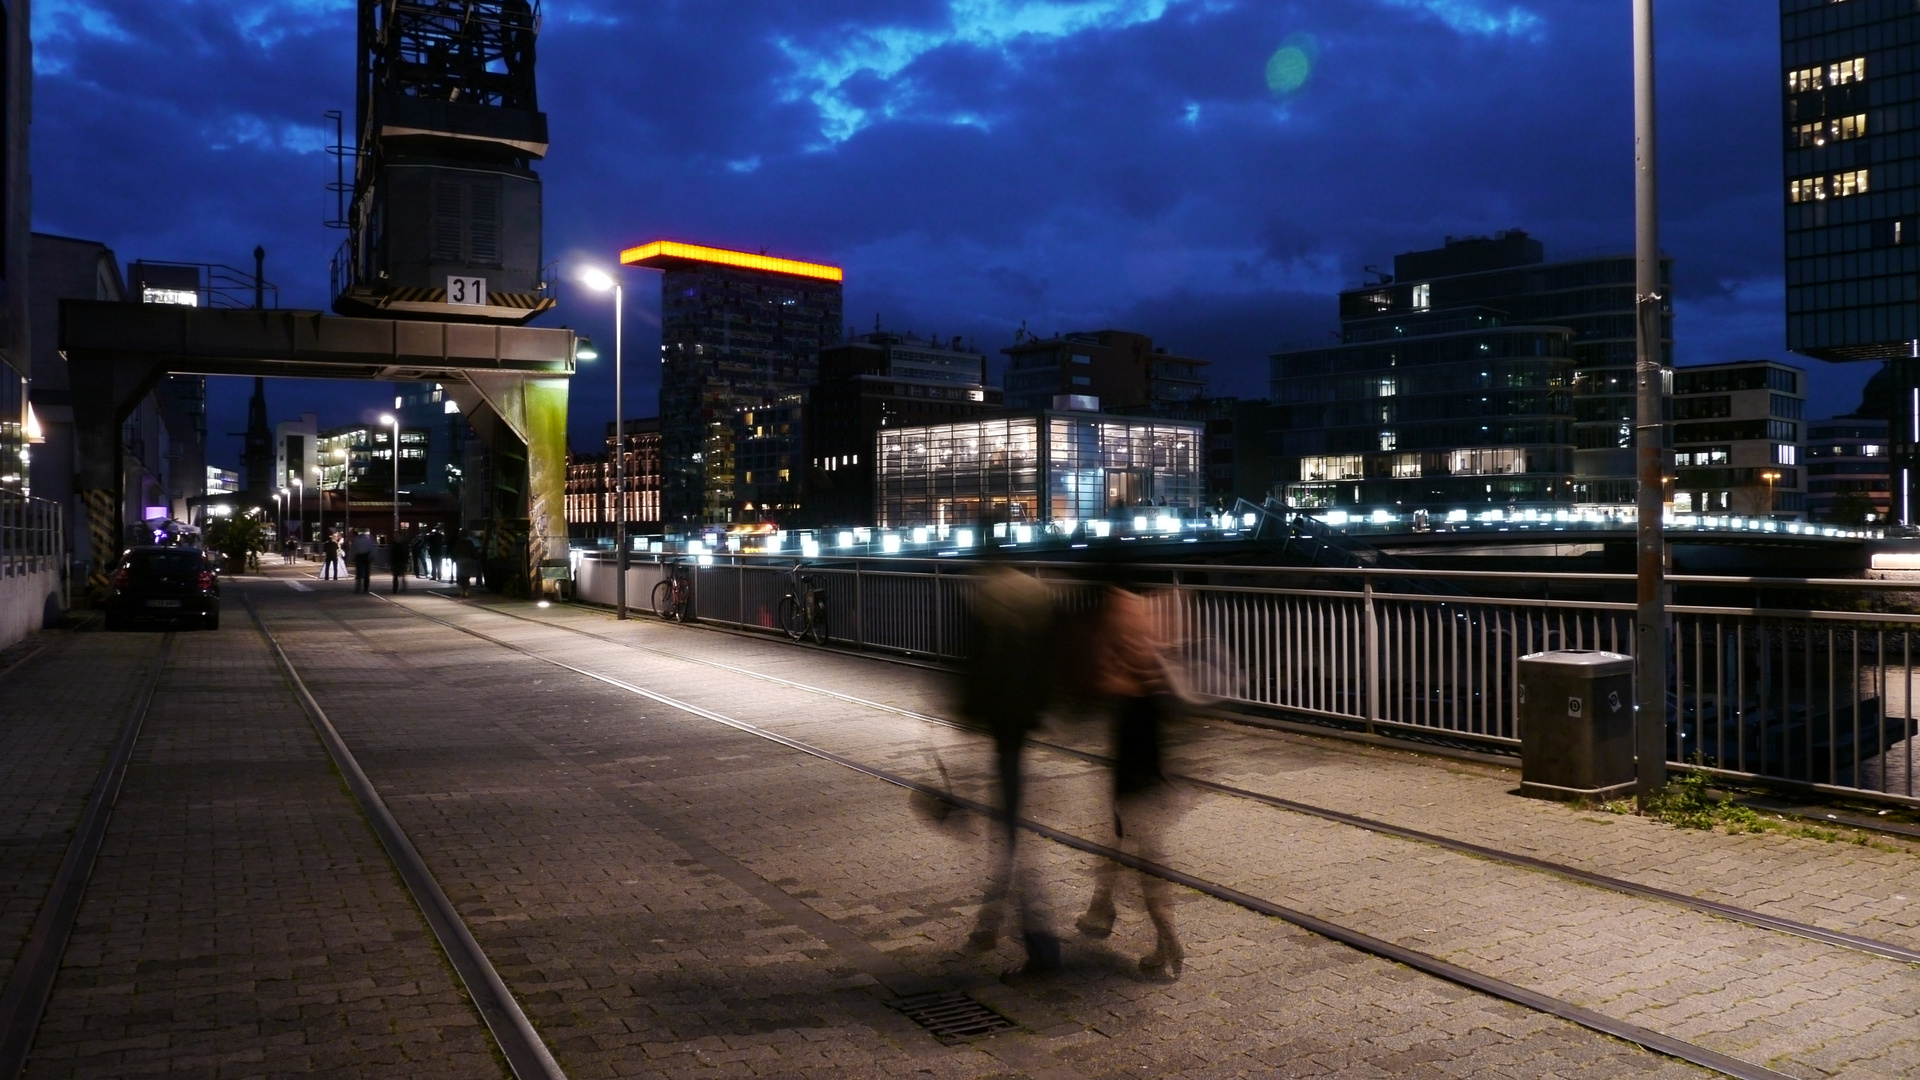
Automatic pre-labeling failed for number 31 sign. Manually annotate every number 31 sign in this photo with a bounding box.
[447,276,487,306]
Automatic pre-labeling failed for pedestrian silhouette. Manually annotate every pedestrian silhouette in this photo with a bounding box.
[1074,579,1185,979]
[958,554,1061,976]
[349,529,375,594]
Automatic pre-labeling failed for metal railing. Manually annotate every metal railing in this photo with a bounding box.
[580,552,1920,807]
[1,490,63,580]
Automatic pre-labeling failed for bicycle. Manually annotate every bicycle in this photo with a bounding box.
[651,561,694,622]
[779,563,828,645]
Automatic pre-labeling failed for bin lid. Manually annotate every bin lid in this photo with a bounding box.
[1518,649,1633,675]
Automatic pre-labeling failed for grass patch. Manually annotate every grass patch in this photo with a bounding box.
[1601,773,1883,845]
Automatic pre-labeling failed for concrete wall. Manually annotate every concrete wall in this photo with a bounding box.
[0,565,61,650]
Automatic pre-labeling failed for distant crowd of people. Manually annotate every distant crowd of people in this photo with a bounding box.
[315,526,484,597]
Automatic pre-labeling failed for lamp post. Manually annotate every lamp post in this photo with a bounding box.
[292,479,303,549]
[336,447,351,539]
[276,488,287,549]
[1762,470,1781,517]
[581,267,627,619]
[379,414,402,546]
[1630,0,1669,806]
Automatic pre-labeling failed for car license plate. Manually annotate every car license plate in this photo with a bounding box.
[145,599,182,608]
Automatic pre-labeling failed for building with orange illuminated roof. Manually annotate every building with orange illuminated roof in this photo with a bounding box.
[623,241,843,525]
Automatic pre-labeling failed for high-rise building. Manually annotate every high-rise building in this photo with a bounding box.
[1806,415,1889,523]
[622,241,844,527]
[1002,329,1206,413]
[1323,231,1670,509]
[807,329,1001,527]
[1668,360,1806,519]
[1780,1,1920,522]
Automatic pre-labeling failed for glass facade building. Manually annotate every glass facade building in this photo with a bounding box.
[1805,415,1889,523]
[1321,231,1670,507]
[875,411,1202,528]
[1272,306,1575,511]
[1669,361,1807,518]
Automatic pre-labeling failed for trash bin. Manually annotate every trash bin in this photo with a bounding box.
[1517,650,1635,800]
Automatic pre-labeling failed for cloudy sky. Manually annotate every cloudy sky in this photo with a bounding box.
[32,0,1863,463]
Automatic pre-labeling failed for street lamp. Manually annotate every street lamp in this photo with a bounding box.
[581,266,628,619]
[276,487,288,549]
[292,478,303,549]
[1762,469,1781,517]
[336,447,351,538]
[379,414,401,547]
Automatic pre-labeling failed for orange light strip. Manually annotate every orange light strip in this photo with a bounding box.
[619,240,843,282]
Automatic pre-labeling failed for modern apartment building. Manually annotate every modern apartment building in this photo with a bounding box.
[1002,329,1206,413]
[807,329,1002,526]
[1669,360,1807,519]
[623,241,844,527]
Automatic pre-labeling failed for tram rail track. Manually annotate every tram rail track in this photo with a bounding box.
[367,592,1816,1080]
[435,595,1920,970]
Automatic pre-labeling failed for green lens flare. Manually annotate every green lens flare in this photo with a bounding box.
[1266,45,1311,95]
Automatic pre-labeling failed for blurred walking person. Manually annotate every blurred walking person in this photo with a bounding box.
[390,532,410,593]
[1073,579,1184,979]
[349,528,375,594]
[453,532,481,598]
[959,556,1061,976]
[321,533,340,580]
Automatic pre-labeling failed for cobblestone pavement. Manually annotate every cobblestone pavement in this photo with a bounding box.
[381,589,1920,1079]
[0,624,161,992]
[18,602,502,1079]
[250,579,1716,1079]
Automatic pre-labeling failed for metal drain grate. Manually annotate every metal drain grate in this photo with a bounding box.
[891,991,1018,1041]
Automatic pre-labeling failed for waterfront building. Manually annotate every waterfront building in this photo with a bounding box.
[1110,396,1274,509]
[874,406,1202,528]
[1806,415,1889,524]
[1271,302,1575,513]
[566,418,662,540]
[622,241,844,527]
[1002,329,1205,413]
[1314,231,1669,509]
[807,329,1002,526]
[1669,360,1807,519]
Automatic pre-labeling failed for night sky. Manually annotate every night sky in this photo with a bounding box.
[31,0,1869,467]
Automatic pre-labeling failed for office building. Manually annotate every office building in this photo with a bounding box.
[1321,231,1670,508]
[391,383,473,497]
[1002,329,1206,413]
[1110,396,1274,509]
[1669,360,1807,518]
[566,418,662,540]
[874,407,1202,528]
[623,240,844,527]
[1806,415,1889,523]
[733,393,806,525]
[1780,1,1920,522]
[807,329,1002,526]
[1271,303,1575,513]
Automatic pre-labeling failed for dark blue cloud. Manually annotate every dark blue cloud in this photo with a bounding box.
[32,0,1869,461]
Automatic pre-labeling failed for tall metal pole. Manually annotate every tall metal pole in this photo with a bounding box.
[390,421,401,548]
[615,282,628,620]
[1632,0,1668,805]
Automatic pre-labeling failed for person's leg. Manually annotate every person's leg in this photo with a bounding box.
[1129,790,1182,977]
[1075,810,1120,938]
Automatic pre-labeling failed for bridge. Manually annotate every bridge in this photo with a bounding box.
[1,564,1915,1079]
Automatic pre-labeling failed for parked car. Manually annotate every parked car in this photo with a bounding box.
[104,546,221,631]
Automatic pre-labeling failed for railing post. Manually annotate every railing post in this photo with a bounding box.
[1364,573,1379,735]
[933,561,944,659]
[854,560,865,649]
[737,558,745,628]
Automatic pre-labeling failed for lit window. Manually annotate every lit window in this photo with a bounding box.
[1299,454,1364,481]
[1391,453,1422,478]
[1373,377,1397,397]
[1788,65,1823,92]
[1378,430,1397,451]
[1447,447,1526,476]
[1864,443,1884,456]
[1833,113,1866,141]
[1674,492,1694,512]
[1410,283,1431,311]
[1834,169,1868,197]
[1790,177,1825,203]
[1829,57,1865,85]
[1774,444,1798,465]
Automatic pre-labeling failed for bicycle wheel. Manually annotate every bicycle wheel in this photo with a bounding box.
[652,579,675,620]
[807,597,828,646]
[779,594,806,640]
[672,584,692,622]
